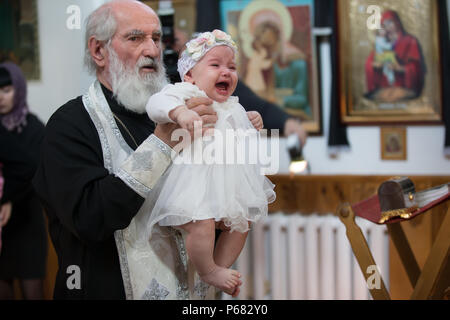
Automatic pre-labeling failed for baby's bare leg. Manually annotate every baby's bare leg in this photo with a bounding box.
[213,229,248,298]
[214,225,249,268]
[179,219,241,295]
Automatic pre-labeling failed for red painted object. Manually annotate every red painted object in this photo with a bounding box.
[351,185,450,225]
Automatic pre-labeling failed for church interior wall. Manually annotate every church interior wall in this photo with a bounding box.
[14,0,449,300]
[27,0,450,176]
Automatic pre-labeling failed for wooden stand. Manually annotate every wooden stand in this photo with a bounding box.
[338,195,450,300]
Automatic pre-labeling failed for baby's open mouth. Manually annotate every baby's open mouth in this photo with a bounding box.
[215,81,229,92]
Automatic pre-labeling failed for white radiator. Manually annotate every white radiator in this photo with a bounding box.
[223,213,389,300]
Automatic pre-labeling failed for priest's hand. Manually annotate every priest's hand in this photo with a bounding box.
[284,118,308,147]
[185,96,217,128]
[154,122,182,149]
[154,97,217,150]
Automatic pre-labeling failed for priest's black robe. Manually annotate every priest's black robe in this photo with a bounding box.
[33,85,154,299]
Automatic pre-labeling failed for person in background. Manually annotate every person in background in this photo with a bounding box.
[0,62,47,300]
[0,163,4,254]
[234,80,307,147]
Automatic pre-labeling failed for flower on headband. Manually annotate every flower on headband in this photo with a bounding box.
[178,29,238,80]
[201,32,216,46]
[185,29,237,61]
[212,29,233,43]
[186,40,204,60]
[212,29,237,50]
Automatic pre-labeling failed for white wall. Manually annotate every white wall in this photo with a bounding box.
[28,0,450,176]
[28,0,106,122]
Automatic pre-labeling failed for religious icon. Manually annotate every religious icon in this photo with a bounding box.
[338,0,442,124]
[220,0,322,135]
[365,10,425,103]
[0,0,40,80]
[380,127,407,160]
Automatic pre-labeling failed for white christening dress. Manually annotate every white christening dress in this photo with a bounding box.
[146,82,276,236]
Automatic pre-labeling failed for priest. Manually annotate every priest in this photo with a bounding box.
[33,0,220,299]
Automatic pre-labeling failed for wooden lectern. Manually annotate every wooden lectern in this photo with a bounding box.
[338,179,450,300]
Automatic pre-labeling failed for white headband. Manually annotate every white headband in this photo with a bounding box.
[177,29,237,81]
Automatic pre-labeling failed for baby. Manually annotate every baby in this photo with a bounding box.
[375,28,396,85]
[145,30,275,296]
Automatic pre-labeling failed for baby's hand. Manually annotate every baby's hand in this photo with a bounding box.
[247,111,263,130]
[176,107,202,131]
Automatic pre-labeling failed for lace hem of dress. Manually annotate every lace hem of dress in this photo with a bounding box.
[153,204,270,234]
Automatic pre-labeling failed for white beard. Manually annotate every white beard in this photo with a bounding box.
[107,47,168,114]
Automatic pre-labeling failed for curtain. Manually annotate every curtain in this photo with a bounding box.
[315,0,349,149]
[439,0,450,154]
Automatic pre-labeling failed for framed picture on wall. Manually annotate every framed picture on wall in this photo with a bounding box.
[0,0,40,80]
[220,0,322,135]
[337,0,442,124]
[380,127,407,160]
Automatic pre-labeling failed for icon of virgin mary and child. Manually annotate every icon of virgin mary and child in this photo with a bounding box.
[365,10,426,103]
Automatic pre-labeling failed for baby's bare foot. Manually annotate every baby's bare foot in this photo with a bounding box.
[231,286,241,298]
[200,267,241,295]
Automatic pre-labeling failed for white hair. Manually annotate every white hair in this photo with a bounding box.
[84,0,168,113]
[107,44,169,114]
[84,3,118,74]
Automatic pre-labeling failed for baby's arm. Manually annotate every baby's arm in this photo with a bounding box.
[169,105,202,130]
[146,83,206,130]
[146,90,179,124]
[247,111,263,130]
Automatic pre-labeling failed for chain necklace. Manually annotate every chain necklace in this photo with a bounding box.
[112,112,139,149]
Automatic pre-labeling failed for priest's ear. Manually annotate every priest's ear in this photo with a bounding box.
[88,36,108,69]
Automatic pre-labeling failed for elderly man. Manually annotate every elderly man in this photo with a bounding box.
[33,0,220,300]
